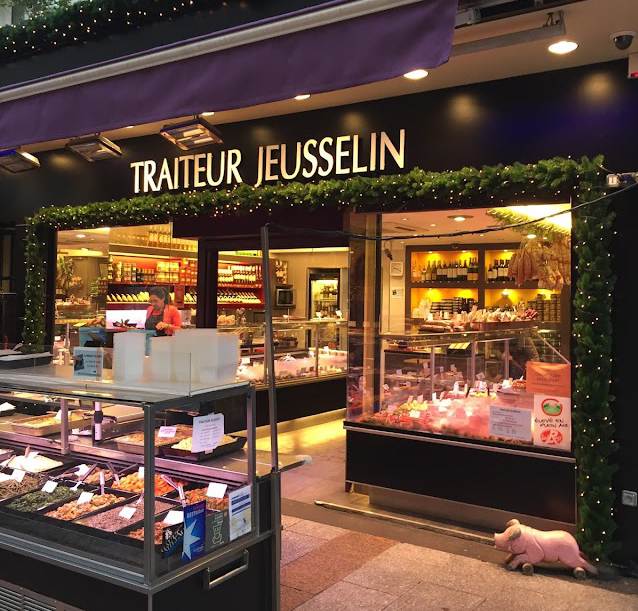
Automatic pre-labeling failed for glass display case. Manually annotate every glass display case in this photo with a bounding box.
[220,319,348,387]
[0,343,266,599]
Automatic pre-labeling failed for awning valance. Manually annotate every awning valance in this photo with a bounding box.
[0,0,457,149]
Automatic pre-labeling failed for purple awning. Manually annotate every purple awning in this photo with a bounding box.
[0,0,457,149]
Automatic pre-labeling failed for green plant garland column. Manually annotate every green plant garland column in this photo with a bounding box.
[572,157,619,561]
[22,222,48,347]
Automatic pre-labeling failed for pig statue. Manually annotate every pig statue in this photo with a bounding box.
[494,519,597,579]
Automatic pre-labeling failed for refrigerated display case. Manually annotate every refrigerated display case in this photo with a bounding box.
[0,347,292,611]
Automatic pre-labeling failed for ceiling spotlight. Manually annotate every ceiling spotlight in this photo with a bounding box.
[401,217,409,221]
[479,234,485,237]
[124,125,135,129]
[81,248,90,251]
[430,223,436,227]
[76,234,86,239]
[67,135,122,161]
[160,118,223,151]
[0,148,40,173]
[404,69,429,80]
[504,249,509,253]
[294,94,311,101]
[448,215,471,222]
[526,233,537,239]
[200,111,216,116]
[548,40,578,55]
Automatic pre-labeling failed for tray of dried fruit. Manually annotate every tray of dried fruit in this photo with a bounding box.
[111,470,189,499]
[10,411,94,437]
[111,424,192,455]
[181,485,230,512]
[37,488,137,524]
[161,434,247,462]
[114,508,185,553]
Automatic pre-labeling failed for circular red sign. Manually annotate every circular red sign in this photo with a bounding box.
[540,429,563,445]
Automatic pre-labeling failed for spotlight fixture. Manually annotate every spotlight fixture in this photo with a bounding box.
[548,40,578,54]
[404,69,429,80]
[430,223,436,227]
[401,217,409,221]
[124,125,135,129]
[200,111,216,116]
[66,135,122,161]
[0,148,40,173]
[160,118,223,151]
[526,233,537,239]
[76,234,86,239]
[448,215,472,222]
[294,94,311,101]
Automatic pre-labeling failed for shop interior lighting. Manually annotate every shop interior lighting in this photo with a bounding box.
[548,40,578,54]
[526,233,537,239]
[66,135,122,161]
[76,234,86,238]
[403,69,429,80]
[200,111,216,116]
[449,215,472,222]
[294,94,311,101]
[160,118,223,151]
[0,148,40,173]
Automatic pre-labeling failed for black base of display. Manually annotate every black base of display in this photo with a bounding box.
[256,376,346,427]
[345,427,576,526]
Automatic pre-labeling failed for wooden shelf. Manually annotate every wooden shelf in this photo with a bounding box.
[108,281,196,286]
[110,244,197,259]
[218,302,264,308]
[410,282,479,289]
[484,281,540,289]
[218,283,262,290]
[106,303,197,309]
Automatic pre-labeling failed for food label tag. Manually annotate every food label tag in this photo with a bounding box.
[27,451,39,459]
[76,464,91,476]
[119,506,137,520]
[55,410,63,421]
[137,467,144,479]
[77,491,94,505]
[0,402,15,413]
[158,426,177,438]
[42,480,58,493]
[409,410,421,418]
[12,469,26,482]
[417,395,424,404]
[383,384,390,391]
[405,380,412,387]
[206,483,228,499]
[163,510,184,526]
[396,369,403,376]
[407,395,414,404]
[241,357,250,365]
[192,413,224,453]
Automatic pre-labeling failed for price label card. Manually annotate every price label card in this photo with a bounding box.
[163,510,184,526]
[0,402,15,413]
[192,413,224,453]
[137,467,144,479]
[77,491,94,505]
[407,395,414,404]
[396,369,403,376]
[55,410,63,421]
[76,464,91,476]
[158,426,177,438]
[417,395,424,404]
[119,506,137,520]
[206,483,228,499]
[42,480,58,493]
[12,469,26,482]
[383,384,390,391]
[409,410,421,418]
[26,451,39,460]
[241,357,251,365]
[405,380,412,388]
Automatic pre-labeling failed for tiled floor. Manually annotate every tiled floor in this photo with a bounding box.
[280,517,638,611]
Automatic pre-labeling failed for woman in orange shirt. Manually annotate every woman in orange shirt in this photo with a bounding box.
[145,287,182,336]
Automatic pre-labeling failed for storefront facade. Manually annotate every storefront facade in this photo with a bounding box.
[1,56,638,573]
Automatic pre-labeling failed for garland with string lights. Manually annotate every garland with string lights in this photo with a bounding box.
[485,208,570,241]
[21,154,619,559]
[0,0,234,62]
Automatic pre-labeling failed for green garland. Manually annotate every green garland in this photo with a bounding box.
[485,208,570,242]
[1,0,235,62]
[22,155,619,560]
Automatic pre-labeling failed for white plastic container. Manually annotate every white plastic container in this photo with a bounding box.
[113,331,146,383]
[150,336,175,382]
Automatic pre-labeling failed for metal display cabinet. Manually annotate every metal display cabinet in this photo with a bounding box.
[0,358,284,611]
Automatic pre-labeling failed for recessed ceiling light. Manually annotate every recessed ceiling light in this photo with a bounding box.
[430,223,436,227]
[404,69,429,80]
[504,249,509,253]
[429,251,433,254]
[294,94,311,101]
[200,111,215,116]
[479,234,485,237]
[462,250,467,253]
[124,125,135,129]
[450,215,469,222]
[548,40,578,55]
[526,233,537,239]
[401,217,409,221]
[76,234,86,238]
[413,234,419,237]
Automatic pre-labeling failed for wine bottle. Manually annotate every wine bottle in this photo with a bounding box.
[412,261,418,281]
[426,261,432,282]
[421,265,426,282]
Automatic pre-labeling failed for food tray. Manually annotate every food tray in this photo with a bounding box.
[114,509,180,550]
[1,453,71,474]
[162,435,247,462]
[11,411,93,437]
[0,482,88,515]
[111,425,192,455]
[0,472,47,502]
[0,353,52,369]
[36,488,136,521]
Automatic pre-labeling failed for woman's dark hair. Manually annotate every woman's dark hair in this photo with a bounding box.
[149,286,171,304]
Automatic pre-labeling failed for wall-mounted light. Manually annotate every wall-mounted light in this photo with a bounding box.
[294,94,311,101]
[66,135,122,161]
[404,69,429,80]
[160,118,223,151]
[0,148,40,173]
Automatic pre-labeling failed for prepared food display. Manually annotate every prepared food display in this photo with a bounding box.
[112,425,192,454]
[171,435,235,452]
[2,454,63,473]
[45,494,122,521]
[183,487,228,511]
[127,522,165,545]
[6,485,77,512]
[59,466,114,486]
[0,473,41,501]
[12,412,88,429]
[112,473,188,497]
[10,411,93,437]
[77,499,175,532]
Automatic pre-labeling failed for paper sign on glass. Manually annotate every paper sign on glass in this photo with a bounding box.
[533,395,571,451]
[526,362,570,397]
[228,485,252,541]
[73,347,104,379]
[489,406,532,442]
[192,413,224,453]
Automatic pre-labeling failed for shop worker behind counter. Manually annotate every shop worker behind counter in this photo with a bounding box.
[146,287,182,336]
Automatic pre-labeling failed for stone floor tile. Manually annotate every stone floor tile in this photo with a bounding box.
[294,581,397,611]
[288,478,344,504]
[287,519,347,540]
[282,515,303,529]
[281,585,314,611]
[377,542,452,568]
[385,582,484,611]
[281,530,325,566]
[567,590,638,611]
[478,584,572,611]
[343,561,421,596]
[282,532,396,594]
[410,561,504,598]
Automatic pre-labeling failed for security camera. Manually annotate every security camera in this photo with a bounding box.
[611,31,636,51]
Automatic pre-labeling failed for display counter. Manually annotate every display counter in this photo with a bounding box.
[0,355,294,611]
[345,326,575,532]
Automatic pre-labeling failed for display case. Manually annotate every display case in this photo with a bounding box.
[0,344,281,610]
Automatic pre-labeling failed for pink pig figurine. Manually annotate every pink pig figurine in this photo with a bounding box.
[494,519,598,579]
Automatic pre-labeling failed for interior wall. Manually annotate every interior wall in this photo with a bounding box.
[380,243,407,333]
[276,250,348,318]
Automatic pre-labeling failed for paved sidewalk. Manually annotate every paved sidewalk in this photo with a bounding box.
[280,516,638,611]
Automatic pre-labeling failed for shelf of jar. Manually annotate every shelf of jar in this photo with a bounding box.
[218,283,263,290]
[410,282,479,289]
[218,302,264,308]
[106,302,197,309]
[109,244,198,259]
[107,281,197,286]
